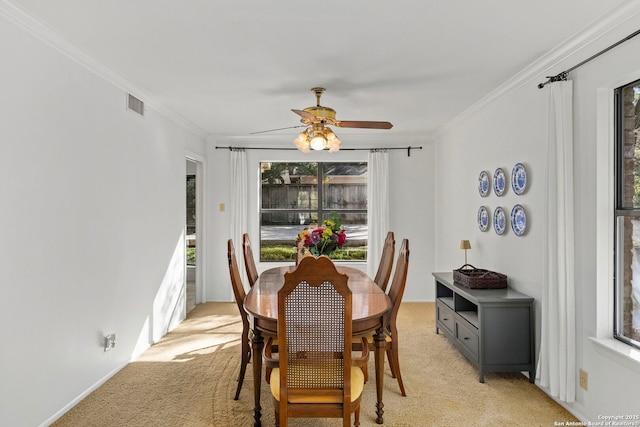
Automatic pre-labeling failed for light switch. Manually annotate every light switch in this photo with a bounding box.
[219,203,225,212]
[104,334,116,351]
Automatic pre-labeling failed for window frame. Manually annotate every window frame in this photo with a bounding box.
[259,161,368,262]
[613,78,640,350]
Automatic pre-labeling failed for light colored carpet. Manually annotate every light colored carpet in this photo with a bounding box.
[52,302,577,426]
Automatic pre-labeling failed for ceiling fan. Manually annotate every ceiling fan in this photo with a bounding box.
[253,87,393,152]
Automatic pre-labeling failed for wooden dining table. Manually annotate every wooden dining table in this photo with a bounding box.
[244,264,392,426]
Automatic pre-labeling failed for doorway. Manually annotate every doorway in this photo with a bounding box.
[186,154,206,312]
[186,159,197,312]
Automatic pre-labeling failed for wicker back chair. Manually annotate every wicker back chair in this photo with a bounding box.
[373,231,395,292]
[227,239,252,400]
[242,233,259,287]
[263,256,369,427]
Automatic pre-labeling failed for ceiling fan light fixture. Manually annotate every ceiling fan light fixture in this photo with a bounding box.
[267,87,392,152]
[293,132,311,153]
[292,126,341,152]
[327,139,340,152]
[310,131,327,151]
[325,129,340,152]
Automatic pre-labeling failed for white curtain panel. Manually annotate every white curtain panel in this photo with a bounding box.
[536,80,576,402]
[367,150,390,278]
[230,149,248,288]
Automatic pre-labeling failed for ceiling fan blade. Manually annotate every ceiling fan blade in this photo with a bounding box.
[250,124,306,135]
[335,120,393,129]
[292,109,318,122]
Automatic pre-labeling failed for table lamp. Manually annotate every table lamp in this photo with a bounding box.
[460,240,471,265]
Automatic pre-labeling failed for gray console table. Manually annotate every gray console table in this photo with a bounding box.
[433,272,535,383]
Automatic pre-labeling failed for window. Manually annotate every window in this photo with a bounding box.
[259,162,367,262]
[614,78,640,349]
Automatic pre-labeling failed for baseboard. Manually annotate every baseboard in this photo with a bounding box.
[39,359,131,427]
[536,383,589,423]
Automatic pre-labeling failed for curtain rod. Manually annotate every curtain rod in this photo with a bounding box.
[215,145,423,157]
[537,28,640,89]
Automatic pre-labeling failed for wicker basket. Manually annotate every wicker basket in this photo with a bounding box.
[453,264,507,289]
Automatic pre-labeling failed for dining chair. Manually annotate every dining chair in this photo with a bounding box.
[373,231,395,292]
[227,239,252,400]
[242,233,259,287]
[263,256,370,427]
[355,238,409,396]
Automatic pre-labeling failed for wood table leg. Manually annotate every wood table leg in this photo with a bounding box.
[374,327,386,424]
[251,330,264,427]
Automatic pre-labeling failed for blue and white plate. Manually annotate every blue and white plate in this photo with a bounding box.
[477,206,490,232]
[494,206,507,235]
[511,204,527,236]
[511,163,527,195]
[478,171,490,197]
[493,168,506,196]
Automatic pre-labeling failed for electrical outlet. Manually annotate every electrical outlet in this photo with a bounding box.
[579,369,588,390]
[104,334,116,351]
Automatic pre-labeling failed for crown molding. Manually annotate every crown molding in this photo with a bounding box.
[437,0,640,136]
[0,0,207,139]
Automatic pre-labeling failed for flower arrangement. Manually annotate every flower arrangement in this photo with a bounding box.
[297,212,347,256]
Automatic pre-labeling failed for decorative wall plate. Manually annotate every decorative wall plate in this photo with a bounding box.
[511,204,527,236]
[511,163,527,195]
[493,168,506,196]
[478,206,490,231]
[494,206,507,235]
[478,171,490,197]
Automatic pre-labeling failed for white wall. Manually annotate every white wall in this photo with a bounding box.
[435,9,640,421]
[6,1,639,425]
[204,137,435,303]
[0,13,206,427]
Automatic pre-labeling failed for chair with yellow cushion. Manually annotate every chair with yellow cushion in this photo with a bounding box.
[263,256,369,427]
[355,238,409,396]
[373,231,395,292]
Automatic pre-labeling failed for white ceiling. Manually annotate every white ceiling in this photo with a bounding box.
[6,0,625,145]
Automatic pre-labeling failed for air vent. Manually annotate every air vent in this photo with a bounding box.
[127,93,144,116]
